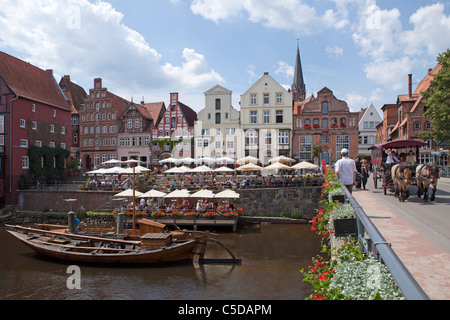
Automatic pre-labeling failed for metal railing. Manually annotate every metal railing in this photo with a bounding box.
[340,185,430,300]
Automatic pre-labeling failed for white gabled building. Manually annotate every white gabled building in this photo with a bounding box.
[240,72,293,164]
[195,85,242,163]
[358,103,382,156]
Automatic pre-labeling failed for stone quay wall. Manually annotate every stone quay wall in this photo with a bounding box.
[16,187,322,220]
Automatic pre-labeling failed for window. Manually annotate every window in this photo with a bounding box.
[313,119,320,128]
[336,135,350,159]
[304,119,311,128]
[61,126,65,135]
[245,131,258,146]
[49,142,55,148]
[53,110,56,117]
[265,133,272,145]
[414,122,421,131]
[201,129,210,136]
[102,154,108,164]
[94,155,100,167]
[50,124,55,133]
[250,111,257,124]
[22,156,29,169]
[110,138,116,146]
[32,122,37,130]
[32,104,36,112]
[226,141,234,149]
[128,119,133,129]
[20,139,28,147]
[215,99,221,110]
[250,94,257,105]
[95,139,101,146]
[276,93,283,104]
[276,111,283,124]
[215,141,221,149]
[73,133,78,144]
[263,93,270,105]
[298,135,312,161]
[35,140,42,147]
[103,138,108,146]
[322,102,328,114]
[321,135,330,144]
[135,119,140,129]
[226,128,235,135]
[216,128,221,135]
[61,143,66,149]
[263,111,270,124]
[225,112,229,119]
[322,119,328,129]
[102,126,107,133]
[215,112,221,124]
[278,132,289,145]
[425,122,431,131]
[96,126,100,134]
[110,126,115,133]
[20,119,26,128]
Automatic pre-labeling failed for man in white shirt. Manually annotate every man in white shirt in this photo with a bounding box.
[335,148,357,194]
[386,149,400,165]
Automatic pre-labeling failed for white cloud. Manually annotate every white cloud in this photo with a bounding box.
[275,61,294,79]
[0,0,224,102]
[190,0,349,34]
[326,45,344,58]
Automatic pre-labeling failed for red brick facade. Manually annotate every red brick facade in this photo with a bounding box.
[293,87,360,163]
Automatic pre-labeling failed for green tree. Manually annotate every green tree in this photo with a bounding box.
[420,49,450,143]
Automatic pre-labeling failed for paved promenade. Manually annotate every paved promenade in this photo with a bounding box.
[352,176,450,300]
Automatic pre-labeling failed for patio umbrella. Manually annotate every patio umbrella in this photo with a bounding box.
[164,189,191,198]
[102,159,123,165]
[263,162,294,170]
[87,168,108,175]
[159,157,180,164]
[113,188,143,198]
[215,157,235,164]
[179,157,195,164]
[188,165,213,173]
[236,155,260,164]
[214,189,240,199]
[103,166,127,174]
[189,189,215,198]
[269,156,296,164]
[213,166,235,173]
[195,157,215,165]
[141,189,167,198]
[123,159,142,234]
[236,163,263,171]
[164,166,191,174]
[291,161,320,170]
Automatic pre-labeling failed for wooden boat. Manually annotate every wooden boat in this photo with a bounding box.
[5,225,203,265]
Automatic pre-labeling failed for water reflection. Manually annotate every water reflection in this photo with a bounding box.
[0,224,321,300]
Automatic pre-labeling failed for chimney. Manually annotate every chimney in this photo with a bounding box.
[408,74,412,99]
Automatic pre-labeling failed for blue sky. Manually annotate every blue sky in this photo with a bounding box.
[0,0,449,115]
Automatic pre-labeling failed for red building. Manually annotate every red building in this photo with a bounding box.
[151,93,197,163]
[293,87,360,163]
[79,78,129,170]
[59,75,87,162]
[0,51,72,207]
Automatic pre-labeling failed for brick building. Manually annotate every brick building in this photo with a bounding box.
[0,51,72,206]
[293,87,360,163]
[117,100,165,166]
[79,78,129,170]
[59,75,87,162]
[376,65,448,165]
[150,93,197,164]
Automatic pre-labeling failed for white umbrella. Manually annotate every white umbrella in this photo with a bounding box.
[188,165,213,173]
[195,157,215,165]
[103,166,127,174]
[159,157,180,164]
[263,162,294,170]
[189,189,215,198]
[87,168,108,175]
[113,189,143,198]
[269,156,296,164]
[215,157,235,164]
[164,189,191,198]
[179,157,195,164]
[164,166,190,174]
[141,189,167,198]
[102,159,123,165]
[213,166,235,173]
[214,189,240,199]
[291,161,320,170]
[134,165,150,172]
[236,156,260,164]
[236,163,263,171]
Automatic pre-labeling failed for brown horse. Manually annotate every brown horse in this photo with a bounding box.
[391,163,413,202]
[416,164,439,201]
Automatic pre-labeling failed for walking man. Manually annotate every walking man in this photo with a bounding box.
[335,148,357,194]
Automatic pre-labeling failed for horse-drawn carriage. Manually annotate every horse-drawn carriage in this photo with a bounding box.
[369,139,439,201]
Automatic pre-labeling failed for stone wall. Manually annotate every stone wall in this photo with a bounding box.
[237,187,321,219]
[17,187,322,220]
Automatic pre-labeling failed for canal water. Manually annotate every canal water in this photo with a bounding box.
[0,224,322,300]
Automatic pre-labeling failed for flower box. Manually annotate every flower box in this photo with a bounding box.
[304,125,311,129]
[331,195,346,203]
[333,218,357,237]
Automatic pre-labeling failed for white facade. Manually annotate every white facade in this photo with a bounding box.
[195,85,243,162]
[358,103,382,156]
[240,72,293,164]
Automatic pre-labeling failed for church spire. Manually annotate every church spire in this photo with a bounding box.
[292,41,306,102]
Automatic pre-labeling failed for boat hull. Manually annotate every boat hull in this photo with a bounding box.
[6,228,199,265]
